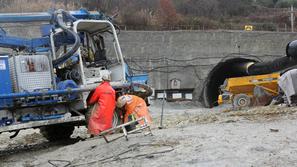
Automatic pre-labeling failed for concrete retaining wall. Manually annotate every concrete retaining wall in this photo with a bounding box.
[118,30,297,101]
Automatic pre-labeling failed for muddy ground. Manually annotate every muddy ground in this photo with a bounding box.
[1,101,297,167]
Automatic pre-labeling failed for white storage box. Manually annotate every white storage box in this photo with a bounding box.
[9,55,52,92]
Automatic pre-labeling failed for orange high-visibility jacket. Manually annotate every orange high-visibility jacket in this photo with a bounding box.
[122,95,152,125]
[87,81,115,135]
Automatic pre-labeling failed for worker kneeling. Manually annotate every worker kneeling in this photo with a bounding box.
[87,73,115,136]
[116,94,152,126]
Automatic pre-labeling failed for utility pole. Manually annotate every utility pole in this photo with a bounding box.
[290,5,295,32]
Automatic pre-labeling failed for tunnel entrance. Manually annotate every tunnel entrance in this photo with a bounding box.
[202,57,258,108]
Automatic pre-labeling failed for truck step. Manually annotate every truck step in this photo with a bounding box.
[0,116,85,133]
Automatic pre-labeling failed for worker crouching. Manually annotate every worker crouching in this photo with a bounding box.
[116,94,152,126]
[86,73,115,136]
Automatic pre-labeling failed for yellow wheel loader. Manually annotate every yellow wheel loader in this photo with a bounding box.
[218,73,280,107]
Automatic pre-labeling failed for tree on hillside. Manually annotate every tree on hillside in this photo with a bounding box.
[219,0,255,16]
[157,0,179,26]
[173,0,219,18]
[254,0,279,7]
[117,0,157,27]
[276,0,297,7]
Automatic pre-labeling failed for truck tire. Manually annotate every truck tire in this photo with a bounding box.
[233,94,252,108]
[40,125,74,141]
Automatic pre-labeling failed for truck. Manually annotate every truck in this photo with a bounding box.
[218,73,280,107]
[0,9,151,141]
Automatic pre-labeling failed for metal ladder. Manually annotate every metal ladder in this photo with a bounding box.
[99,117,153,143]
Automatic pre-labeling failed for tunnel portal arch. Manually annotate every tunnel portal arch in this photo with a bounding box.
[202,57,259,108]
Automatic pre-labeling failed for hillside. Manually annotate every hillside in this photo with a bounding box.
[0,0,296,31]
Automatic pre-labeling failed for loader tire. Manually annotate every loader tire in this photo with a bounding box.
[40,125,74,142]
[233,94,252,108]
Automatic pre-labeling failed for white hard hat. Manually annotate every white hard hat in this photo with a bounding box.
[102,72,111,81]
[117,95,128,108]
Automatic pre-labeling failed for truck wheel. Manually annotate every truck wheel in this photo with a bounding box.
[233,94,251,108]
[40,125,74,141]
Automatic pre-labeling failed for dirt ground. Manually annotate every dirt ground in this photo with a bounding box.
[2,101,297,167]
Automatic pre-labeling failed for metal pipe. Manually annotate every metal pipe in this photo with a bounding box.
[158,90,166,129]
[0,83,133,99]
[0,10,100,23]
[247,57,297,75]
[247,40,297,75]
[108,22,126,82]
[0,88,92,99]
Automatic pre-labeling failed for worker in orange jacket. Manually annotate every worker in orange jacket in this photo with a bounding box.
[116,94,152,125]
[87,73,115,136]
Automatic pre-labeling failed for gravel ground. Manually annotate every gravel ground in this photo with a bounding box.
[1,101,297,167]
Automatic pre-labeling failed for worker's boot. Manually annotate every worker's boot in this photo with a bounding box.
[125,115,138,132]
